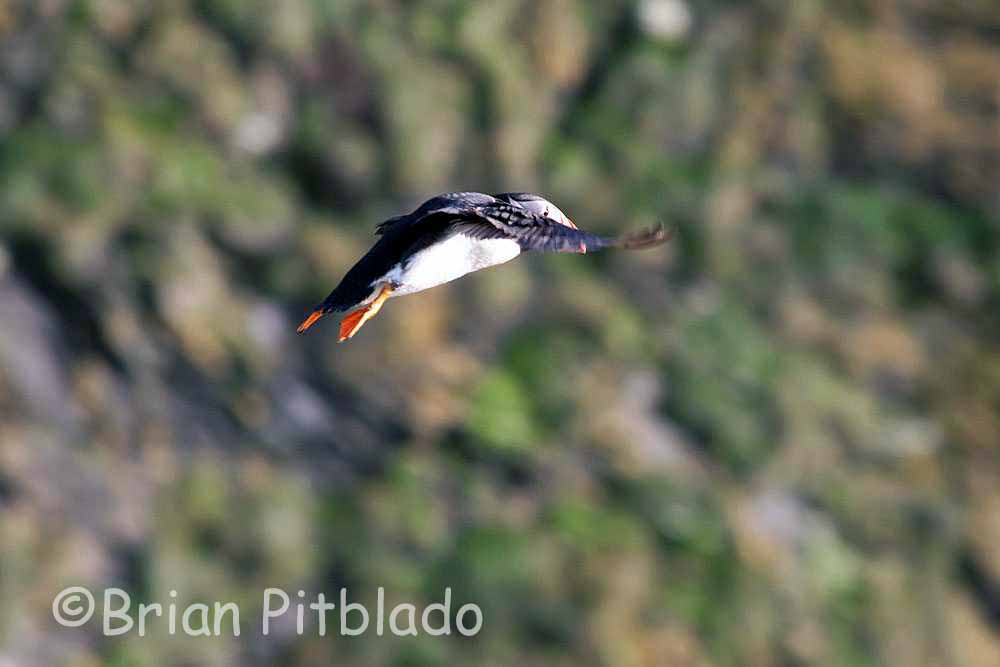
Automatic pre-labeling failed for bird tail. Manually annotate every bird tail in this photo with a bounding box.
[296,279,382,334]
[295,288,352,334]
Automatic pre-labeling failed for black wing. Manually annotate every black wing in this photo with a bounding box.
[374,215,406,236]
[374,192,499,236]
[317,194,498,313]
[458,200,670,253]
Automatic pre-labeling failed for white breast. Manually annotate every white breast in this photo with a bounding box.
[384,234,521,296]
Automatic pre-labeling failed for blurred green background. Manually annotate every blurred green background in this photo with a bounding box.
[1,0,998,665]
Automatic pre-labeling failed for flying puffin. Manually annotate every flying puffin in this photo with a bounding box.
[296,191,670,341]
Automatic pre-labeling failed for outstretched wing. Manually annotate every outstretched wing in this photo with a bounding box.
[458,201,671,253]
[374,215,406,236]
[374,192,499,236]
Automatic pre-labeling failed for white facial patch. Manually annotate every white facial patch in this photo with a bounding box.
[516,198,571,227]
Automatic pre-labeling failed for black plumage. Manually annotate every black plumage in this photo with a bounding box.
[298,191,670,339]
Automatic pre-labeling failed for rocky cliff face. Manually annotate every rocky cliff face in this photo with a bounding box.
[1,1,998,665]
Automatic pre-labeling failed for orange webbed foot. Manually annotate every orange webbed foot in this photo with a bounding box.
[337,284,393,342]
[338,307,369,342]
[296,309,325,334]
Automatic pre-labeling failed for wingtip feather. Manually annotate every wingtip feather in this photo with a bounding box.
[619,222,674,250]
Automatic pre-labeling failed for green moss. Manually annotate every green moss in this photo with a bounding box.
[664,299,784,473]
[467,369,540,454]
[547,498,645,552]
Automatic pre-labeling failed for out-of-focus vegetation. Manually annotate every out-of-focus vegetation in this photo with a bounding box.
[1,0,998,665]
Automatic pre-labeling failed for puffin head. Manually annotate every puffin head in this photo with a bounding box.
[495,192,578,229]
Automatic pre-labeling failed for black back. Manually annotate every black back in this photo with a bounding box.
[310,191,667,313]
[315,193,491,312]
